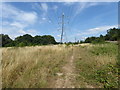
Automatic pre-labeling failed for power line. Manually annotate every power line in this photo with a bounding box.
[63,3,75,43]
[51,2,59,24]
[39,2,74,43]
[39,2,56,27]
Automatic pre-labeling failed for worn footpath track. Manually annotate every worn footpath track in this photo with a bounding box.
[54,47,77,88]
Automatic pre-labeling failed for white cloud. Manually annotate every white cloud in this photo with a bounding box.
[18,29,26,34]
[2,3,39,39]
[68,2,100,23]
[57,35,61,37]
[10,22,27,29]
[52,5,58,11]
[27,29,39,36]
[41,3,48,12]
[48,20,52,23]
[32,2,58,24]
[2,25,40,39]
[33,3,58,11]
[32,3,41,11]
[16,11,38,24]
[87,25,117,34]
[77,25,117,36]
[1,3,19,18]
[2,3,38,25]
[32,3,51,24]
[74,2,99,17]
[42,17,47,20]
[18,29,39,36]
[81,37,87,40]
[64,2,74,6]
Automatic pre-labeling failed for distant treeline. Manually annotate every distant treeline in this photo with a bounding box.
[83,27,120,44]
[0,27,120,47]
[0,34,57,47]
[65,28,120,44]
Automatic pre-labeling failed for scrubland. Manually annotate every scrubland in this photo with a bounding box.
[1,43,119,88]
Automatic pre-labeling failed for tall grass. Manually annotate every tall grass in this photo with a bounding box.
[2,45,73,88]
[0,48,2,88]
[1,43,118,88]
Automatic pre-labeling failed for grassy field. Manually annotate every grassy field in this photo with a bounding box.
[1,43,119,88]
[74,43,118,88]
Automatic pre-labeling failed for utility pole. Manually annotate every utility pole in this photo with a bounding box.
[60,13,64,43]
[58,13,68,43]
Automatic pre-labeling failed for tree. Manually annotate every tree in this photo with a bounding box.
[1,34,57,47]
[33,35,42,45]
[1,34,13,47]
[15,34,33,46]
[84,28,120,44]
[85,37,97,43]
[105,28,119,41]
[41,35,57,45]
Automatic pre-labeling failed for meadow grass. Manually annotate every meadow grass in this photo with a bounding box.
[1,43,119,88]
[75,43,118,88]
[2,45,73,88]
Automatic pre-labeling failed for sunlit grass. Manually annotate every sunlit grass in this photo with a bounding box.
[2,45,73,88]
[1,43,118,88]
[75,43,118,88]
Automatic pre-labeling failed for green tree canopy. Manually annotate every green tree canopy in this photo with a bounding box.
[0,34,13,47]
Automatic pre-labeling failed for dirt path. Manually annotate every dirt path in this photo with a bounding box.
[55,49,76,88]
[52,47,95,88]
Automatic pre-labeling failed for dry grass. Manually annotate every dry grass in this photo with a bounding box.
[0,48,2,89]
[2,45,73,88]
[1,43,118,88]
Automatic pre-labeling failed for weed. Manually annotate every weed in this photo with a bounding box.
[75,43,118,88]
[95,64,118,88]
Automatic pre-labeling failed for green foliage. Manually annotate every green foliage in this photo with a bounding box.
[15,34,33,46]
[90,43,117,56]
[105,28,120,41]
[41,35,57,45]
[1,34,57,47]
[65,43,71,46]
[95,64,118,88]
[18,42,26,47]
[84,28,120,44]
[65,42,74,46]
[85,37,97,43]
[86,35,105,44]
[75,43,118,88]
[80,40,84,44]
[91,44,118,88]
[0,34,14,47]
[117,41,120,66]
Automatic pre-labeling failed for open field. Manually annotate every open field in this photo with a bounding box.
[1,43,119,88]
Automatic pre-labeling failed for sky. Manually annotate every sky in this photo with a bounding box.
[1,2,118,42]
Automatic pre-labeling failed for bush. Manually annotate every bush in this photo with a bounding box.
[95,64,118,88]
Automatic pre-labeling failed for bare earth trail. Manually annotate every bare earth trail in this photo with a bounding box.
[55,48,77,88]
[53,46,94,88]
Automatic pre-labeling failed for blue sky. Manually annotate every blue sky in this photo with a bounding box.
[1,2,118,42]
